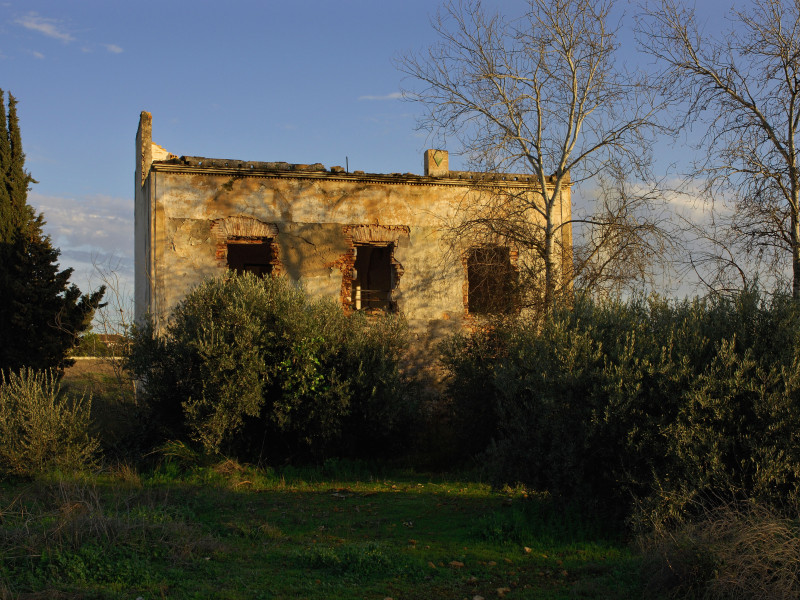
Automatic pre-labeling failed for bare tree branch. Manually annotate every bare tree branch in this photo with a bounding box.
[399,0,669,311]
[638,0,800,298]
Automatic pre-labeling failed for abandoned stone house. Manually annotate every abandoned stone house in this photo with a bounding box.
[134,111,572,346]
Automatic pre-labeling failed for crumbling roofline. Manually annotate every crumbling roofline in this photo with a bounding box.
[172,156,329,172]
[149,159,562,189]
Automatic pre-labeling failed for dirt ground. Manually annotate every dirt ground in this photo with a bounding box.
[62,358,134,404]
[64,357,122,379]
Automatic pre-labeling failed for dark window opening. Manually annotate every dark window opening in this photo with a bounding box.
[467,246,515,314]
[227,240,274,277]
[352,243,394,311]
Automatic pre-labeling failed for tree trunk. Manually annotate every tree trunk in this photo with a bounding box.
[543,218,556,311]
[792,188,800,301]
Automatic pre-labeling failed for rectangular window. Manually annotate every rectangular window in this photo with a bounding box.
[467,246,515,314]
[352,243,394,311]
[227,240,274,277]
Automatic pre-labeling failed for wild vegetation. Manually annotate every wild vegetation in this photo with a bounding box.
[0,457,640,599]
[442,289,800,525]
[5,282,800,597]
[439,288,800,598]
[0,368,98,477]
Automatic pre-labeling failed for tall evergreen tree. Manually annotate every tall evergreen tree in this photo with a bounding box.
[0,91,12,244]
[0,90,105,374]
[5,94,35,237]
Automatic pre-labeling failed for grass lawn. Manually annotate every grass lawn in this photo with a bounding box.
[0,360,642,599]
[0,461,641,600]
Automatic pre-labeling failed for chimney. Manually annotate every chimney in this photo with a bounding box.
[424,149,448,176]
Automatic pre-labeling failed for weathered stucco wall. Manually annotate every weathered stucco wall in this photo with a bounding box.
[134,112,572,349]
[147,168,468,333]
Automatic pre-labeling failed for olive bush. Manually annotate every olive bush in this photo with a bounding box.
[128,273,410,460]
[443,289,800,523]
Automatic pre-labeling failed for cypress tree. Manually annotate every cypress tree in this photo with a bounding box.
[0,91,105,374]
[0,90,13,243]
[5,94,35,234]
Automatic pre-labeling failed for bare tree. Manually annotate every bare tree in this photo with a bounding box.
[639,0,800,298]
[89,256,136,401]
[399,0,666,311]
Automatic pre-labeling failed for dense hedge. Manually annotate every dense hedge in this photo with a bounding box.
[442,290,800,524]
[127,273,412,461]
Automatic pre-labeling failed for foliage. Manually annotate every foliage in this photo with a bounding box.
[59,359,141,463]
[297,541,404,581]
[127,272,411,460]
[70,332,127,357]
[442,288,800,523]
[0,90,104,375]
[0,368,99,477]
[439,322,513,460]
[0,479,216,597]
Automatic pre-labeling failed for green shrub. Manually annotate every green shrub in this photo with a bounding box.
[444,289,800,523]
[0,368,99,476]
[127,272,410,461]
[439,323,512,460]
[297,541,406,581]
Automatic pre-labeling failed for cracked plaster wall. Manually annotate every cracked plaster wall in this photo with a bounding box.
[146,170,473,340]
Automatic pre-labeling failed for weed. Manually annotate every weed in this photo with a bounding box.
[0,478,220,597]
[153,439,202,467]
[473,496,621,547]
[104,462,141,488]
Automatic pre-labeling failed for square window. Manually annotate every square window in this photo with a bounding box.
[227,240,274,277]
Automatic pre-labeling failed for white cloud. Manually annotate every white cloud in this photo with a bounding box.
[358,92,403,101]
[28,192,133,259]
[28,192,134,320]
[16,13,73,43]
[13,13,123,61]
[659,179,728,225]
[58,248,133,281]
[32,50,44,59]
[26,193,134,318]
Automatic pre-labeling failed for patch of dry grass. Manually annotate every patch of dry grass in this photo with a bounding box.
[640,501,800,599]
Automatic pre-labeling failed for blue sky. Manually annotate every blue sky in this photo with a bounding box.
[1,0,736,311]
[3,0,479,302]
